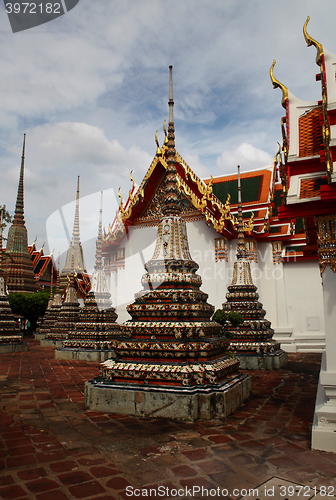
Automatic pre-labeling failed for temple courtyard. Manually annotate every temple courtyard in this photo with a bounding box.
[0,337,335,500]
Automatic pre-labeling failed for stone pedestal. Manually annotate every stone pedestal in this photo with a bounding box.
[312,266,336,452]
[85,373,251,421]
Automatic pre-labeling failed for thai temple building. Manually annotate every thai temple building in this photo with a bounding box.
[59,176,90,298]
[222,166,287,369]
[266,17,336,453]
[5,135,39,294]
[85,67,252,421]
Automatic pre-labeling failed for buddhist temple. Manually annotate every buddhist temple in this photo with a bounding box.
[5,134,39,294]
[55,195,121,362]
[85,67,251,421]
[266,18,336,452]
[59,176,90,297]
[222,166,287,369]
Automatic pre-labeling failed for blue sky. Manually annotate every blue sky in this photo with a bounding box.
[0,0,335,264]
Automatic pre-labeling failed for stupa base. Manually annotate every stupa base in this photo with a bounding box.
[41,335,68,348]
[55,347,116,362]
[84,373,251,421]
[233,350,288,370]
[34,332,46,340]
[0,337,29,353]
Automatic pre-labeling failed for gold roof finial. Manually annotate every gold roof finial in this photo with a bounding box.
[130,170,136,189]
[303,16,323,66]
[155,130,161,156]
[270,60,288,110]
[163,119,168,144]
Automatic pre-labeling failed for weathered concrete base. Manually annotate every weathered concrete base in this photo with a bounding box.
[234,350,288,370]
[34,333,45,340]
[312,351,336,453]
[85,373,252,421]
[55,348,116,362]
[0,342,29,353]
[40,339,65,348]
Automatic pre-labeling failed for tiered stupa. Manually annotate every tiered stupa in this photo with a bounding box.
[85,67,251,421]
[60,176,88,294]
[222,166,287,369]
[55,195,121,361]
[41,266,80,347]
[5,135,39,293]
[35,268,62,340]
[0,208,28,353]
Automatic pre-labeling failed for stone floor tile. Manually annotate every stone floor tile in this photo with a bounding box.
[35,492,69,500]
[6,454,37,468]
[17,467,47,480]
[26,478,60,493]
[0,475,15,487]
[68,480,106,498]
[181,449,210,461]
[0,485,28,499]
[105,476,133,490]
[171,464,198,478]
[77,456,107,466]
[197,458,232,473]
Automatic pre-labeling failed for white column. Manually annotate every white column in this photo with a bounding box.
[312,266,336,452]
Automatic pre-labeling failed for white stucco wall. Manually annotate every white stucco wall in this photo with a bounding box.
[107,219,326,350]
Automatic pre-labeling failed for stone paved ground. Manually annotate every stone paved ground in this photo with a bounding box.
[0,337,336,500]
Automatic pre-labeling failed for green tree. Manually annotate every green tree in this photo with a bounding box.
[0,205,12,238]
[212,309,244,339]
[8,290,49,332]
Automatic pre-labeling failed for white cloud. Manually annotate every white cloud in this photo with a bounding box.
[216,143,273,173]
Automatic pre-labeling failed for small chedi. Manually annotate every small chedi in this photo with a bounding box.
[35,267,62,340]
[41,270,80,347]
[85,67,251,421]
[222,166,287,369]
[55,193,121,361]
[0,208,28,352]
[0,270,28,353]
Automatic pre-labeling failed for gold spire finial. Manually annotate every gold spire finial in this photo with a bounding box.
[163,119,168,144]
[155,130,161,156]
[303,16,323,66]
[270,60,288,109]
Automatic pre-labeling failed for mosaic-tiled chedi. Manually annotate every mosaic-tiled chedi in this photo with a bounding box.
[35,270,62,339]
[5,135,39,293]
[0,209,28,352]
[222,166,287,369]
[41,271,80,347]
[56,195,121,361]
[86,68,251,420]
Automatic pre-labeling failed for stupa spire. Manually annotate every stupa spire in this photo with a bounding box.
[13,134,26,227]
[236,165,246,259]
[72,176,81,247]
[162,65,181,216]
[60,176,86,291]
[95,191,103,272]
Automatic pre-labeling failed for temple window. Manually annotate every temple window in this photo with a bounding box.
[214,237,228,262]
[245,239,258,263]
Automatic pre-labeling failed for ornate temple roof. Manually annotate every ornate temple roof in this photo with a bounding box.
[270,17,336,269]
